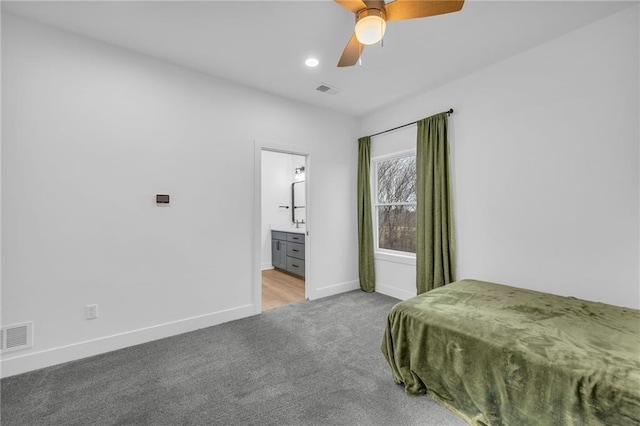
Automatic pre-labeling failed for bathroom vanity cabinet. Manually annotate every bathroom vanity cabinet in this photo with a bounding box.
[271,231,305,278]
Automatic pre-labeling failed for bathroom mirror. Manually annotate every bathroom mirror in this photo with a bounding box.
[292,181,306,225]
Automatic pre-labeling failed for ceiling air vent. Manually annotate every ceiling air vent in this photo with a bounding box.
[1,322,33,353]
[315,83,341,95]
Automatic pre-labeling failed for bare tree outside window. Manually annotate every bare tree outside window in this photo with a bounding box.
[376,155,416,253]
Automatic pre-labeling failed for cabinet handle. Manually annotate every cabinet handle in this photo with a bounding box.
[277,241,280,250]
[292,264,299,268]
[292,249,299,252]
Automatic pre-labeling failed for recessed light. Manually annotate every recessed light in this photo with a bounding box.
[305,58,319,68]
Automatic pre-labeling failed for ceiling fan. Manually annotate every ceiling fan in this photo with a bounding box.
[334,0,465,67]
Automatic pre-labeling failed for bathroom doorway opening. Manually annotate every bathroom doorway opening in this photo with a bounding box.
[260,149,308,311]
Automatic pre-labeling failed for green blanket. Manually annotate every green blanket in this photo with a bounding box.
[382,280,640,425]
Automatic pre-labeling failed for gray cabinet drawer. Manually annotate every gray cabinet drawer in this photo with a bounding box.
[287,242,305,260]
[287,233,304,243]
[272,231,287,241]
[286,257,305,277]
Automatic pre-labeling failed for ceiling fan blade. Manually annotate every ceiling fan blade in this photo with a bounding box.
[337,33,365,67]
[334,0,368,14]
[385,0,464,22]
[363,0,386,9]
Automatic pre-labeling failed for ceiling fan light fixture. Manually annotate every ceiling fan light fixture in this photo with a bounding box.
[354,9,386,45]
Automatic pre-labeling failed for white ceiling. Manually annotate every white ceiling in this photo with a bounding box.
[2,1,636,117]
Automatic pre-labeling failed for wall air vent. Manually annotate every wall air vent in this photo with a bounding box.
[1,322,33,353]
[315,83,341,95]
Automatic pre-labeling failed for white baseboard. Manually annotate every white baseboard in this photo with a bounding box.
[1,304,255,378]
[376,282,416,301]
[311,279,360,300]
[261,263,274,271]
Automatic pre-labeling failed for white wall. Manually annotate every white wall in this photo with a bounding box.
[1,14,359,376]
[261,151,305,269]
[362,6,640,308]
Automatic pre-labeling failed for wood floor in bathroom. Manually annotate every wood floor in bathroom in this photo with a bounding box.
[262,269,305,311]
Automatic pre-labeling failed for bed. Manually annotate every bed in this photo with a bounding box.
[382,279,640,425]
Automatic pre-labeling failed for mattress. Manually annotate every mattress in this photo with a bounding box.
[382,279,640,425]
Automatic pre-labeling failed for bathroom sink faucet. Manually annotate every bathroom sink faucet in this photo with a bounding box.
[294,219,305,228]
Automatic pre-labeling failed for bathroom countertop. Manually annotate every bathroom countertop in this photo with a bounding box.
[270,225,306,234]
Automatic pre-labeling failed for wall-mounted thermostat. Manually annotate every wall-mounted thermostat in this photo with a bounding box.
[156,194,170,204]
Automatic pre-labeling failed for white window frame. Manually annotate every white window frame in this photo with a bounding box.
[371,149,417,266]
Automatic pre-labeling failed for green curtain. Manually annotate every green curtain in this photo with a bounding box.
[357,136,376,293]
[416,113,456,294]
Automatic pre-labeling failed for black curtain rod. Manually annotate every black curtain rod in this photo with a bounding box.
[368,108,454,138]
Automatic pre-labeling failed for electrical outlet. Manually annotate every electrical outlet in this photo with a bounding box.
[86,304,98,320]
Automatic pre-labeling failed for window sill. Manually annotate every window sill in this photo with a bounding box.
[374,251,416,266]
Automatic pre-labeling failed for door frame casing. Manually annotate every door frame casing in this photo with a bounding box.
[253,139,312,314]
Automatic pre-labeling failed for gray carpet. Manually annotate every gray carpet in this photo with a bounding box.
[1,290,466,425]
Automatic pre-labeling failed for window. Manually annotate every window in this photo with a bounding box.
[373,153,417,255]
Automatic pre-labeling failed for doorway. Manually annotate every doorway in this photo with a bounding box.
[260,150,307,311]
